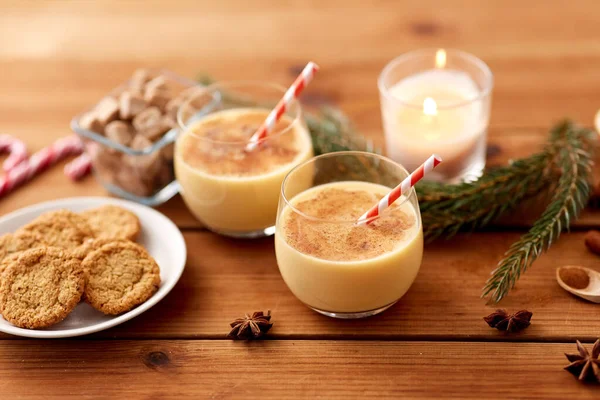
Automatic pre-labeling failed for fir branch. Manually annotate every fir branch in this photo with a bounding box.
[416,152,555,240]
[305,107,377,155]
[482,121,595,303]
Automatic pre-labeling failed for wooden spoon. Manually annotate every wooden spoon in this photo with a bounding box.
[556,265,600,303]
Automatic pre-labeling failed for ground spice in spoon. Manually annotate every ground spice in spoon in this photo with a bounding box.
[559,267,590,290]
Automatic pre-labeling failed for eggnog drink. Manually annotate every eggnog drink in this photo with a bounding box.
[175,108,313,237]
[275,181,423,316]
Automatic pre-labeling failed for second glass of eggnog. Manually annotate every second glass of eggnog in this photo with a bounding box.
[275,151,424,318]
[175,82,314,238]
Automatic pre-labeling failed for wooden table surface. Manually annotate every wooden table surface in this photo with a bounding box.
[1,1,600,399]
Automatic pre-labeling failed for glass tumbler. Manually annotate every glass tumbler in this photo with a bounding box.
[175,81,314,238]
[275,151,424,319]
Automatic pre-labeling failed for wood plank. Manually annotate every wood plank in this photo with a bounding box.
[1,0,600,129]
[0,231,593,340]
[0,340,595,399]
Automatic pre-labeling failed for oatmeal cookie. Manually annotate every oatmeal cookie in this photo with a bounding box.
[83,241,160,315]
[72,237,132,261]
[19,210,94,250]
[0,231,46,274]
[0,253,19,278]
[0,247,85,329]
[80,205,141,241]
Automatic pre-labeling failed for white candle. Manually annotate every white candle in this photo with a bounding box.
[379,49,492,182]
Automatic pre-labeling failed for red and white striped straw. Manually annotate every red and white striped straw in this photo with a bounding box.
[357,155,443,225]
[64,153,92,181]
[0,136,83,198]
[0,134,28,172]
[245,61,320,152]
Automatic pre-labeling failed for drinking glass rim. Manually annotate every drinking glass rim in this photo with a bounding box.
[176,80,303,146]
[378,48,494,110]
[280,151,418,225]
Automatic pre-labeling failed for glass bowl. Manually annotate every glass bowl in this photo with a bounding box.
[71,69,198,206]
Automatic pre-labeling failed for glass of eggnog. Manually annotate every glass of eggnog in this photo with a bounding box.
[275,151,424,319]
[175,82,314,238]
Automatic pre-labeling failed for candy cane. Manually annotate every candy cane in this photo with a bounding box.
[0,136,83,198]
[0,134,28,172]
[64,153,92,181]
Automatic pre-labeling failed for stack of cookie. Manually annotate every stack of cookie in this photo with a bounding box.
[0,205,161,329]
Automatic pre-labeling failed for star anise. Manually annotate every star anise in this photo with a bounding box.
[227,310,273,340]
[564,339,600,382]
[483,309,532,332]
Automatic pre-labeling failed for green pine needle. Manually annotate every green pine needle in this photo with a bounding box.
[305,107,377,156]
[416,151,554,241]
[482,121,595,302]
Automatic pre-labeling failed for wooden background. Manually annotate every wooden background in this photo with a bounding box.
[1,1,600,398]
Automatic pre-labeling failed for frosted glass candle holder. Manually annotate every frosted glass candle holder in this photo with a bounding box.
[379,49,493,182]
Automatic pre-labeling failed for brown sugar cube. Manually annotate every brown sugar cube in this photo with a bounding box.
[132,68,151,82]
[163,115,177,129]
[132,106,162,132]
[96,97,120,125]
[162,114,177,129]
[177,86,203,102]
[130,69,152,92]
[104,120,133,146]
[165,97,183,120]
[79,112,105,134]
[141,122,170,142]
[140,115,174,142]
[130,133,154,152]
[88,144,122,185]
[144,88,170,110]
[160,142,175,163]
[129,85,145,97]
[145,75,168,93]
[155,160,174,187]
[160,114,177,132]
[119,91,147,120]
[126,134,162,176]
[115,166,154,197]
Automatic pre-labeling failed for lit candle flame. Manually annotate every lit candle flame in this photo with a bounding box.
[435,49,446,69]
[423,97,437,116]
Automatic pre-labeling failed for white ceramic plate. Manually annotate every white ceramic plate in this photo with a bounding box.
[0,197,186,338]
